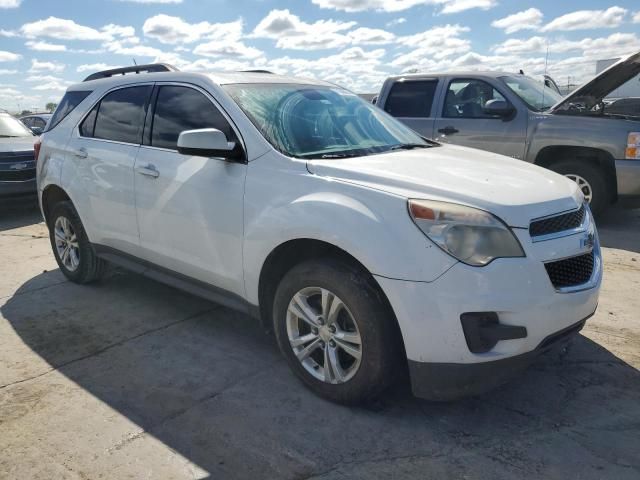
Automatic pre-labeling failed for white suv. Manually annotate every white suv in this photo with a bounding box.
[37,64,602,404]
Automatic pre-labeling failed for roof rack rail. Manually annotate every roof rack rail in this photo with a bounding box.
[241,69,274,74]
[83,63,179,82]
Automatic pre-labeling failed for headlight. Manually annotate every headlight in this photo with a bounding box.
[408,199,525,266]
[626,132,640,159]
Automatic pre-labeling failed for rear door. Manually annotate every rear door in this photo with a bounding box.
[133,83,247,297]
[66,84,152,253]
[433,77,528,159]
[381,79,440,139]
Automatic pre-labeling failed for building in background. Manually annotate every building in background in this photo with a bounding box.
[597,58,640,98]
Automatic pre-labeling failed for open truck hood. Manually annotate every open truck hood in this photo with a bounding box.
[550,51,640,114]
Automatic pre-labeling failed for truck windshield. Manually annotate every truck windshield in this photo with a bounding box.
[223,83,430,159]
[500,76,563,112]
[0,114,34,138]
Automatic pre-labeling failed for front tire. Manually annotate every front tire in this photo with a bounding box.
[550,160,610,217]
[272,259,399,404]
[48,201,106,284]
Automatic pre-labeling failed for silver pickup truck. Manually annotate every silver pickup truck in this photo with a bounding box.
[376,52,640,215]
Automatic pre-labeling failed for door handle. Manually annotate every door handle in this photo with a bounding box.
[135,164,160,178]
[437,126,459,135]
[73,148,88,159]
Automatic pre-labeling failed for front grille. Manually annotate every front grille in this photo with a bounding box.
[545,252,594,289]
[0,168,36,181]
[0,151,34,164]
[530,205,585,238]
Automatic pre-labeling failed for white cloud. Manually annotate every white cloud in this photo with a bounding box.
[494,33,640,58]
[0,69,18,74]
[32,81,71,92]
[348,27,395,45]
[0,29,18,37]
[76,63,120,73]
[29,59,65,73]
[193,40,263,59]
[253,9,357,50]
[117,0,182,3]
[25,40,67,52]
[491,8,543,34]
[386,18,406,27]
[20,17,110,40]
[0,0,21,8]
[393,24,471,67]
[0,50,21,62]
[311,0,496,14]
[105,41,163,57]
[439,0,496,15]
[26,74,64,83]
[542,6,627,32]
[143,14,243,44]
[633,11,640,23]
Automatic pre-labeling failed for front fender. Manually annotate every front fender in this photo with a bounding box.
[242,154,457,304]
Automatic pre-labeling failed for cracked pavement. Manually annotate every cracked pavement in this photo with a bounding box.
[1,198,639,479]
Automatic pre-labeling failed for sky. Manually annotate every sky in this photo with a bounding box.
[0,0,639,111]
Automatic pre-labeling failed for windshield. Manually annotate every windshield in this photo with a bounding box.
[500,75,564,112]
[0,114,34,138]
[223,83,430,159]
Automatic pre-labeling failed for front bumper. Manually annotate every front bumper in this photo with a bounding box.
[0,179,37,197]
[616,159,640,198]
[376,210,602,400]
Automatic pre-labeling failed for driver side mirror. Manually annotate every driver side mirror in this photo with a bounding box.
[483,99,516,118]
[177,128,245,162]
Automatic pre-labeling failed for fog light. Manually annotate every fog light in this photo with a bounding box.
[460,312,527,354]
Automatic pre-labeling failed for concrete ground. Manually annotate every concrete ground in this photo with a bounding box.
[1,197,639,480]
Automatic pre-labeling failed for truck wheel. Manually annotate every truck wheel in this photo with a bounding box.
[272,259,399,405]
[550,160,609,217]
[48,201,107,284]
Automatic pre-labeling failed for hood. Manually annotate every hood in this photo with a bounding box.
[307,144,582,228]
[550,51,640,114]
[0,137,36,153]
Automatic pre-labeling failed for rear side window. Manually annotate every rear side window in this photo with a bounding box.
[150,85,236,150]
[46,91,91,132]
[92,86,151,144]
[384,80,438,118]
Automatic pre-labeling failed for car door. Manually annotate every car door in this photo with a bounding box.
[433,77,527,159]
[133,83,247,297]
[68,84,152,253]
[381,79,440,139]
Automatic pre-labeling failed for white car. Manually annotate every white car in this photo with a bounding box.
[36,64,602,404]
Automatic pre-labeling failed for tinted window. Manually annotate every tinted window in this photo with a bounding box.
[443,79,506,118]
[151,86,235,150]
[80,104,98,137]
[22,117,34,127]
[32,117,46,128]
[93,86,151,144]
[47,91,91,132]
[384,80,437,118]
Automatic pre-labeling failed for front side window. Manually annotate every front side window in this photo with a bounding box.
[47,90,91,132]
[151,85,236,150]
[384,80,438,118]
[0,114,34,138]
[443,79,506,118]
[224,83,430,159]
[501,75,563,112]
[32,117,46,129]
[92,86,151,144]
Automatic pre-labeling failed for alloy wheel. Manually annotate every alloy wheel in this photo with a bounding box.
[565,174,593,203]
[54,216,80,272]
[286,287,362,384]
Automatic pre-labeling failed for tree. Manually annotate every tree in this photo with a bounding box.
[45,102,57,113]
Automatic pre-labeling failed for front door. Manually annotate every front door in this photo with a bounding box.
[133,84,247,296]
[433,77,527,160]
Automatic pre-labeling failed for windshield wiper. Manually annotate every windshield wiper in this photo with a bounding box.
[319,152,360,159]
[389,143,430,151]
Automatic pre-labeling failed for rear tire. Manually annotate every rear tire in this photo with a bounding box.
[48,201,106,284]
[272,258,399,405]
[550,160,610,217]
